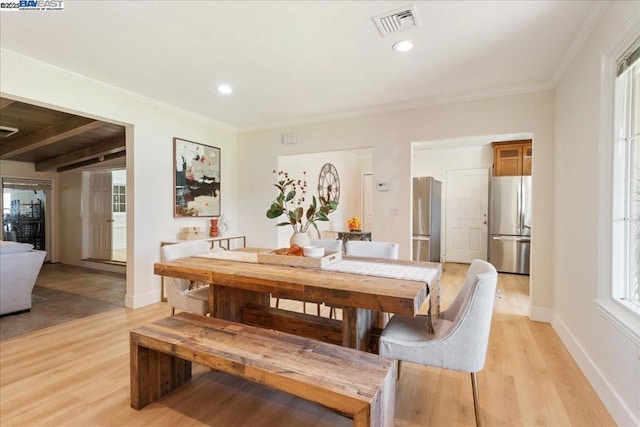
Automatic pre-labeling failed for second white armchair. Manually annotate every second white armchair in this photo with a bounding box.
[379,259,498,426]
[161,241,214,316]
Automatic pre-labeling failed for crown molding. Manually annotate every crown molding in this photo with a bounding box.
[550,1,611,86]
[0,49,237,132]
[238,82,554,133]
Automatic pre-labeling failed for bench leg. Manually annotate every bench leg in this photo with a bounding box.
[130,340,192,410]
[365,360,397,427]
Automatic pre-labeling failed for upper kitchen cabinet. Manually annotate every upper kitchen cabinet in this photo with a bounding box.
[492,140,532,176]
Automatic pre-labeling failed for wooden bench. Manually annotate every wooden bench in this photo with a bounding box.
[130,312,397,426]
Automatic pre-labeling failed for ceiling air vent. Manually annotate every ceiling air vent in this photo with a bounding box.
[0,126,19,138]
[372,4,420,37]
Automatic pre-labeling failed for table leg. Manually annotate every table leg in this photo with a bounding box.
[342,307,377,352]
[212,284,270,322]
[209,284,214,315]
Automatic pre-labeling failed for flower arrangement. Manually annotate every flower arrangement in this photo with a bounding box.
[266,170,338,235]
[347,217,361,231]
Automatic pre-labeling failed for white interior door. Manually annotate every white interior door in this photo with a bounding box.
[89,172,112,259]
[362,174,373,231]
[445,168,489,263]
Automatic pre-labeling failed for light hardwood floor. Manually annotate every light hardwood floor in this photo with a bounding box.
[0,263,614,426]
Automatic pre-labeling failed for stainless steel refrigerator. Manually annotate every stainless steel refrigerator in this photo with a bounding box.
[488,176,531,274]
[412,177,441,262]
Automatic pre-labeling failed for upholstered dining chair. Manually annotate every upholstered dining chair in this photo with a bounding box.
[345,240,399,259]
[275,238,343,315]
[161,241,214,316]
[378,259,498,426]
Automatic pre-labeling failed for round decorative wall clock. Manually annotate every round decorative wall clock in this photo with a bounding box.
[317,163,340,203]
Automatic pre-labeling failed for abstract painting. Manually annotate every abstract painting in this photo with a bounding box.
[173,137,220,217]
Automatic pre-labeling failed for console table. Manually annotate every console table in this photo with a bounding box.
[160,234,246,251]
[335,230,372,247]
[159,234,246,300]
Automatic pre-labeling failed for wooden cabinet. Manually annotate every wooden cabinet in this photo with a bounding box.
[522,143,533,175]
[492,140,532,176]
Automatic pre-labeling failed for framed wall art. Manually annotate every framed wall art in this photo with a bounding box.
[173,137,221,217]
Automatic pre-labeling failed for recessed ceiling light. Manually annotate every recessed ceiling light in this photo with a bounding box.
[217,84,233,94]
[392,40,413,52]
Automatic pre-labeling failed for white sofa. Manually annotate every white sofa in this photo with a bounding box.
[0,241,47,316]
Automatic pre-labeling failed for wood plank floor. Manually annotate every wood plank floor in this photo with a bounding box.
[0,263,614,426]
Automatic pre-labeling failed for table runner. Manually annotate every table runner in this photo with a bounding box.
[324,259,439,284]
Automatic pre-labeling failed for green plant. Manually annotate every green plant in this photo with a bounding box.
[266,170,338,235]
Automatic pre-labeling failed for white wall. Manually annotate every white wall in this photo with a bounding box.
[237,90,555,318]
[0,49,238,308]
[275,150,370,247]
[553,2,639,425]
[412,145,493,181]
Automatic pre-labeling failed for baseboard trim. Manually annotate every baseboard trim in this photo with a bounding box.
[79,259,126,274]
[551,314,637,426]
[529,305,553,322]
[126,289,162,309]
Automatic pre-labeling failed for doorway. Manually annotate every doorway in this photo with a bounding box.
[83,169,127,264]
[444,168,489,263]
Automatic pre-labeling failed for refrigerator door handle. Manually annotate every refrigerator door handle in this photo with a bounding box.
[492,235,530,242]
[518,178,523,234]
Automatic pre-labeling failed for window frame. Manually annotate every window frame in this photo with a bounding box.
[611,56,640,311]
[597,23,640,345]
[112,184,126,214]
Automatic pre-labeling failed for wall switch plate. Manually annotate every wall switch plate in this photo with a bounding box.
[377,182,389,191]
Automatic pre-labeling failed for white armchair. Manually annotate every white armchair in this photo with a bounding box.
[331,240,399,319]
[309,238,343,253]
[345,240,399,259]
[0,241,47,316]
[161,241,214,316]
[379,259,498,426]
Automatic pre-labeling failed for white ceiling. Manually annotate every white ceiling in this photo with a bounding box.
[0,1,607,131]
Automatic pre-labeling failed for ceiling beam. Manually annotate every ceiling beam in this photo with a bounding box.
[0,116,104,159]
[35,136,126,171]
[56,151,126,173]
[0,98,16,110]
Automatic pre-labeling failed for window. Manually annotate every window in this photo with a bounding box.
[612,40,640,311]
[112,185,126,213]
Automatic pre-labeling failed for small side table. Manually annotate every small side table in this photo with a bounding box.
[336,230,372,248]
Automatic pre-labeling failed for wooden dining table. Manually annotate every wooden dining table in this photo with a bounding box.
[154,248,441,352]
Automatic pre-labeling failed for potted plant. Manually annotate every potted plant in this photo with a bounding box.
[266,170,338,247]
